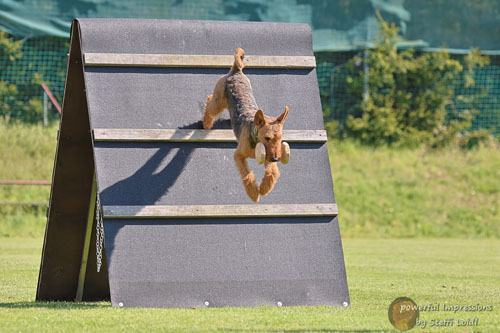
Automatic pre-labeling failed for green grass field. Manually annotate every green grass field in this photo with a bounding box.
[1,237,499,332]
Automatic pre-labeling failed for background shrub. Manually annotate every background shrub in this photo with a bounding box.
[0,30,46,123]
[343,13,492,147]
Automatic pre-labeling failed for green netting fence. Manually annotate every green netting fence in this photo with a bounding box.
[316,51,500,136]
[1,34,500,135]
[0,36,67,123]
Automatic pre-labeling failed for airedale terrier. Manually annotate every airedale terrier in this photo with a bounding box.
[203,48,289,202]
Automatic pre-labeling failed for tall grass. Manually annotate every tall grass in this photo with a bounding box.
[0,121,58,179]
[329,141,500,238]
[1,120,499,238]
[0,120,58,237]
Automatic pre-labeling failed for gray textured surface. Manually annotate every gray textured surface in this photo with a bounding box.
[75,18,348,308]
[104,217,348,308]
[95,142,334,206]
[84,67,323,130]
[77,19,313,56]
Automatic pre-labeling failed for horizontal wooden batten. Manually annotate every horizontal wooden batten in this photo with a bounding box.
[84,53,316,69]
[93,129,327,143]
[102,203,338,219]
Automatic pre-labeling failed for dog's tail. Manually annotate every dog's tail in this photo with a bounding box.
[230,48,245,73]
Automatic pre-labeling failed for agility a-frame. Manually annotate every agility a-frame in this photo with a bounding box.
[37,18,349,308]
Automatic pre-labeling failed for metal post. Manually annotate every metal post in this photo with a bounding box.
[363,48,370,102]
[43,91,48,127]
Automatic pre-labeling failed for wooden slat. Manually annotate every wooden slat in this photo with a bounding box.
[84,53,316,69]
[93,129,327,143]
[103,203,338,219]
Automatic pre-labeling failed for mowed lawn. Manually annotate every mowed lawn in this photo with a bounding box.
[0,237,499,332]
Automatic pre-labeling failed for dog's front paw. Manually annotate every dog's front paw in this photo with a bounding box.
[243,173,260,202]
[203,113,213,130]
[260,165,280,195]
[202,95,214,129]
[259,177,275,196]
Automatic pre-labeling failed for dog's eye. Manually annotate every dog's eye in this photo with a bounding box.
[265,137,271,141]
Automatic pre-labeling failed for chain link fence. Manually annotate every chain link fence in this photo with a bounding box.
[316,51,500,135]
[0,36,67,122]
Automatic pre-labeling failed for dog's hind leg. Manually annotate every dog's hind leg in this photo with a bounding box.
[234,150,260,202]
[203,76,228,130]
[259,162,280,196]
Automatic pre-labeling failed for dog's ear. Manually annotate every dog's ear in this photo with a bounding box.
[277,106,289,124]
[254,109,266,128]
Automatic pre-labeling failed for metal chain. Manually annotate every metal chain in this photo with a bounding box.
[96,192,104,272]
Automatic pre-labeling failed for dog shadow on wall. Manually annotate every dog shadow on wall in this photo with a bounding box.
[99,118,232,206]
[98,118,232,269]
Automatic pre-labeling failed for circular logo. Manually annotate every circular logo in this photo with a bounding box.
[388,297,419,331]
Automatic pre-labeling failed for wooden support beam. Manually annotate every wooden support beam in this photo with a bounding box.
[84,53,316,69]
[93,129,327,143]
[75,176,97,302]
[103,203,338,219]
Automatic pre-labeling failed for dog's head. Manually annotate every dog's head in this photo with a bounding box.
[254,106,289,163]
